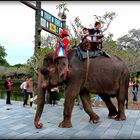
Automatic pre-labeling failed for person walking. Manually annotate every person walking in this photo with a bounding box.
[23,76,34,107]
[4,75,13,105]
[20,77,28,106]
[131,77,139,105]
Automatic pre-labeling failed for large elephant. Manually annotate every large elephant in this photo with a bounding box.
[34,45,130,129]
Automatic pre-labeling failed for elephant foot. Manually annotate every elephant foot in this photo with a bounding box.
[89,114,100,124]
[108,110,118,119]
[58,121,72,128]
[108,115,116,119]
[115,114,126,121]
[34,121,43,129]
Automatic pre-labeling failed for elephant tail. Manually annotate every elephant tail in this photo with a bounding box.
[125,73,130,109]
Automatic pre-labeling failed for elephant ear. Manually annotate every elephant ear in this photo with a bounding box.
[41,52,56,75]
[40,66,48,75]
[40,64,57,76]
[43,52,54,65]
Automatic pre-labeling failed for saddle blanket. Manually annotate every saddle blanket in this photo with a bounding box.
[76,47,110,60]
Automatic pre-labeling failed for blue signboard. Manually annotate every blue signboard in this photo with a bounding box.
[54,18,61,28]
[43,11,52,22]
[41,9,62,34]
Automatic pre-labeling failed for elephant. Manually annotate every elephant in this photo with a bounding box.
[34,43,130,129]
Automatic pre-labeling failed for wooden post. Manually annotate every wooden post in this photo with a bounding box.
[34,1,41,59]
[61,12,67,29]
[33,1,41,106]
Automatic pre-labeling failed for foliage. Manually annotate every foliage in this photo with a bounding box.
[103,33,117,54]
[92,12,117,33]
[0,66,6,77]
[56,2,69,19]
[0,45,9,66]
[103,33,140,74]
[116,28,140,73]
[0,64,32,79]
[27,34,55,74]
[117,29,140,51]
[41,35,57,50]
[68,17,83,46]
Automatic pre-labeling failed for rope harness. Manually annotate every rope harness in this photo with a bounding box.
[83,50,90,88]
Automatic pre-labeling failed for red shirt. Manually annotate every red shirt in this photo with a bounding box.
[8,80,12,91]
[54,37,69,59]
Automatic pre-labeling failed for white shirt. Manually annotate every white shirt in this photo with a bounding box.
[20,81,27,90]
[51,87,58,92]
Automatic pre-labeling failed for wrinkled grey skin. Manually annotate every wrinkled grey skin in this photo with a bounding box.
[34,49,130,129]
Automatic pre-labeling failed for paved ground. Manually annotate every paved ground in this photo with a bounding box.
[0,99,140,139]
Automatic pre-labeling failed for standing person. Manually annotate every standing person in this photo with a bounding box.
[49,86,59,106]
[23,76,34,107]
[20,77,28,106]
[4,75,13,105]
[131,77,139,105]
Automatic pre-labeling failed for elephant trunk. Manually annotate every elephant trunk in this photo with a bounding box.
[34,83,46,129]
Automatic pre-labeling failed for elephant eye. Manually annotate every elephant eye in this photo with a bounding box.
[63,62,66,65]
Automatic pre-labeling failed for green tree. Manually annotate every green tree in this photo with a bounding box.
[56,1,69,18]
[27,34,55,73]
[92,12,117,33]
[116,29,140,73]
[0,45,9,66]
[103,33,118,54]
[3,64,31,76]
[117,28,140,51]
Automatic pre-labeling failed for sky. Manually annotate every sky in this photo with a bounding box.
[0,1,140,65]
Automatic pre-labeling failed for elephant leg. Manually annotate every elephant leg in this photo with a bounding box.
[115,93,126,121]
[34,81,46,129]
[115,73,129,121]
[58,82,81,128]
[99,95,118,119]
[80,91,100,124]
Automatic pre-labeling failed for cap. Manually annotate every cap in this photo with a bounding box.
[60,30,69,36]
